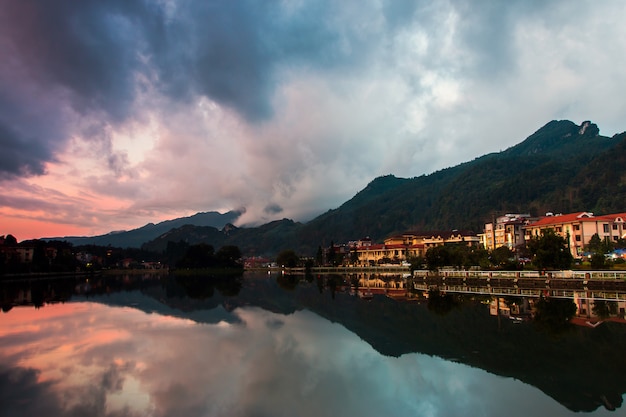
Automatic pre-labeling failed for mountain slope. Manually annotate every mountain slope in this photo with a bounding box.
[53,210,242,248]
[142,218,303,257]
[62,119,626,257]
[299,119,622,242]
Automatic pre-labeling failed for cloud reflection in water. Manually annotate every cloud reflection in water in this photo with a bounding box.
[0,302,617,417]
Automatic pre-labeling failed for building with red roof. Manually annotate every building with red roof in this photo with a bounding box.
[523,211,626,258]
[355,230,480,266]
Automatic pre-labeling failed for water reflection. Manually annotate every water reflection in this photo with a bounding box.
[1,272,625,416]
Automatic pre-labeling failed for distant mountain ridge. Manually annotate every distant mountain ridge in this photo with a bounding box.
[50,210,242,248]
[53,120,626,256]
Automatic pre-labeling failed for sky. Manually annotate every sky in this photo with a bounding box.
[1,0,626,240]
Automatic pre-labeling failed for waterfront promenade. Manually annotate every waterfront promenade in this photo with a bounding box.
[258,266,626,295]
[412,269,626,295]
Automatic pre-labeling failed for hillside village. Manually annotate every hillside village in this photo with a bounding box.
[2,209,626,273]
[328,210,626,267]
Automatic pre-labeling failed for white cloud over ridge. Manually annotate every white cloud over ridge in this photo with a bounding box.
[1,0,626,236]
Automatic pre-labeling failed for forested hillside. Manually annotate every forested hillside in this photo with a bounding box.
[298,120,624,244]
[139,120,626,257]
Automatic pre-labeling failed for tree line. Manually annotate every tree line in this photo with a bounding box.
[0,235,244,276]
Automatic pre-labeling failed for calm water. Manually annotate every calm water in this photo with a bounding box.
[1,272,624,417]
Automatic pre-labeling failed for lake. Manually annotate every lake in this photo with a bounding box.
[1,271,624,417]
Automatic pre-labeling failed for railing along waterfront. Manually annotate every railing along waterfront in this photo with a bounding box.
[411,282,626,302]
[249,265,411,274]
[412,269,626,280]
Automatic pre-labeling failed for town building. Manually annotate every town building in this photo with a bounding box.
[523,211,626,258]
[480,213,536,251]
[355,230,480,266]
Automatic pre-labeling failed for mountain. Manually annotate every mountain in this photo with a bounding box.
[61,119,626,256]
[51,210,242,248]
[142,218,303,256]
[296,120,624,246]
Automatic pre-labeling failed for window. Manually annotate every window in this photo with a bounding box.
[575,235,581,242]
[613,224,618,230]
[573,224,580,231]
[603,224,610,233]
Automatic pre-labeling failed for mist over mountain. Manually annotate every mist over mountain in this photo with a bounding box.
[52,120,626,256]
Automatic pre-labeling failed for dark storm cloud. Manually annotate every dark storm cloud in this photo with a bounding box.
[0,0,158,177]
[0,0,607,189]
[0,0,368,177]
[0,120,49,177]
[150,1,375,121]
[1,0,156,120]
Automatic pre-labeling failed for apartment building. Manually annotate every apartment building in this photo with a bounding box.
[480,214,535,251]
[523,211,626,258]
[355,230,480,266]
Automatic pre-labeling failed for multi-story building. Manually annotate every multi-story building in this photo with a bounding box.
[523,211,626,258]
[355,230,480,266]
[480,214,535,251]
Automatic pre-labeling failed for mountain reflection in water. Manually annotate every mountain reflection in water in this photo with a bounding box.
[0,271,624,417]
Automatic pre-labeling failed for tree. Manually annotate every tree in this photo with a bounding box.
[315,246,323,266]
[490,246,518,270]
[176,243,215,268]
[276,249,299,268]
[215,245,242,268]
[590,253,606,269]
[585,233,612,269]
[586,233,604,254]
[166,240,190,266]
[424,244,487,271]
[407,255,425,272]
[533,295,577,334]
[527,229,573,270]
[425,246,450,271]
[349,245,359,265]
[592,300,617,319]
[586,233,613,255]
[427,289,461,315]
[3,234,18,246]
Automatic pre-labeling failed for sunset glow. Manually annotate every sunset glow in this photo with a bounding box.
[2,1,626,240]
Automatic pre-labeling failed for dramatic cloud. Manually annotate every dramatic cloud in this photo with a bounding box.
[1,0,626,238]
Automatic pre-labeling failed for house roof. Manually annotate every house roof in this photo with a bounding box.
[604,213,626,222]
[358,243,424,251]
[397,230,477,239]
[528,212,596,227]
[529,211,626,227]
